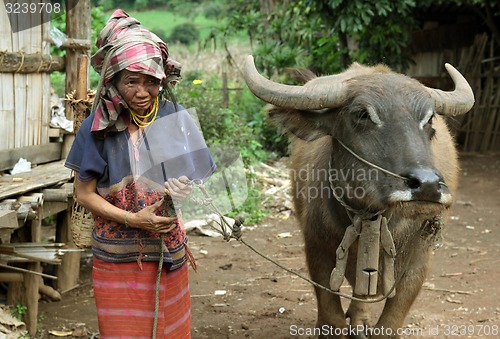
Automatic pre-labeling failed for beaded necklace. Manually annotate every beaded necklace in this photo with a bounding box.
[130,97,159,128]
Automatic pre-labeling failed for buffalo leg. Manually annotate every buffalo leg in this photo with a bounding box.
[305,239,348,338]
[346,299,370,339]
[373,250,430,338]
[315,285,348,338]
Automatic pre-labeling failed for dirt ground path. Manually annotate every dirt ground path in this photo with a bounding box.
[37,153,500,338]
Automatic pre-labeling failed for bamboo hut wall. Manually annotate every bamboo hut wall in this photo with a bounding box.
[0,5,15,149]
[0,1,51,151]
[408,34,500,152]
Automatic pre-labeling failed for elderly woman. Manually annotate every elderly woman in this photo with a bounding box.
[65,9,214,338]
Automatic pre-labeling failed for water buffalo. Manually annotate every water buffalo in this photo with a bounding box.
[242,56,474,338]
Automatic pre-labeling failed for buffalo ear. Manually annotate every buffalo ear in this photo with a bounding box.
[267,106,333,142]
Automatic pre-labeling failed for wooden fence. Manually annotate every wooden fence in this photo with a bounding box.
[458,35,500,152]
[409,33,500,152]
[0,3,51,150]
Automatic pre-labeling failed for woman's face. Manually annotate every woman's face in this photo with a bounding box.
[115,70,162,115]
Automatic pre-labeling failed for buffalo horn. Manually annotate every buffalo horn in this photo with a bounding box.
[427,63,475,116]
[242,55,347,110]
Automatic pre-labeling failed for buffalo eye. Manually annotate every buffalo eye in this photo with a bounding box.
[351,106,383,127]
[427,113,434,125]
[353,109,370,122]
[424,114,436,139]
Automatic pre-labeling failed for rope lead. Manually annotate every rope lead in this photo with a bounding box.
[152,234,165,339]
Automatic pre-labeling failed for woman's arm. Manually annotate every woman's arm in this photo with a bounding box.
[74,174,177,233]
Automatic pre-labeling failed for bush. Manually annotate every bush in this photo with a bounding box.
[173,71,271,224]
[134,0,148,12]
[150,28,169,44]
[98,0,114,11]
[169,23,200,45]
[204,2,222,20]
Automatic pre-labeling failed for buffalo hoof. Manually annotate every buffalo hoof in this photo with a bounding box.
[349,325,369,339]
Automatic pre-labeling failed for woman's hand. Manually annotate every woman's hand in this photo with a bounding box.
[164,175,192,205]
[74,173,177,234]
[127,199,177,233]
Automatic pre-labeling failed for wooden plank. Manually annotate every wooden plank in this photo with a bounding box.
[0,210,18,229]
[42,201,69,219]
[49,128,61,138]
[0,160,73,200]
[0,143,62,171]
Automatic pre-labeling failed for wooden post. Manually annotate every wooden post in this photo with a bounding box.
[56,0,91,292]
[56,198,80,292]
[6,202,43,336]
[56,56,88,290]
[57,0,90,290]
[61,0,91,159]
[73,55,90,133]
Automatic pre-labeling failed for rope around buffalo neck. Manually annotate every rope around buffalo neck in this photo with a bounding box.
[334,138,407,181]
[184,139,439,304]
[187,182,401,304]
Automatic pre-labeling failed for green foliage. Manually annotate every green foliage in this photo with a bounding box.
[134,0,149,12]
[10,303,27,321]
[227,180,268,224]
[174,72,266,164]
[173,71,272,223]
[169,23,200,45]
[111,0,135,10]
[150,27,169,44]
[217,0,419,73]
[203,2,222,20]
[37,313,45,335]
[98,0,114,11]
[167,0,202,18]
[128,10,217,42]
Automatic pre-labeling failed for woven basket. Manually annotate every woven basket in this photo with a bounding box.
[70,200,94,248]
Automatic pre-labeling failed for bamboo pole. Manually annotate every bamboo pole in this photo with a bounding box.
[0,51,64,73]
[72,55,90,133]
[61,0,90,159]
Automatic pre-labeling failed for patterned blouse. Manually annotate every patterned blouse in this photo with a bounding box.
[65,101,215,270]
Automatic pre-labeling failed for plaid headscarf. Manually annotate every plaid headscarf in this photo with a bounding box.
[90,9,181,135]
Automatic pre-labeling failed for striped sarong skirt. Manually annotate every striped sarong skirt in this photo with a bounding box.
[92,258,191,338]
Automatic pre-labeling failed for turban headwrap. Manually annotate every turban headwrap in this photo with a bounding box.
[90,9,181,135]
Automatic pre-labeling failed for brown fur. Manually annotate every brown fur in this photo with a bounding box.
[268,64,460,338]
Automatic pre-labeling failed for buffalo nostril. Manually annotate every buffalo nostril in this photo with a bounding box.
[402,168,445,201]
[406,177,421,190]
